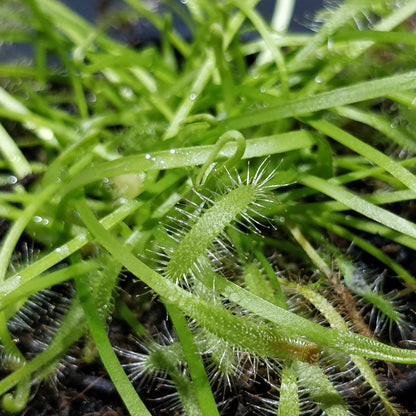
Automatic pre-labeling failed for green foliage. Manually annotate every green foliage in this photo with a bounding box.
[1,0,416,414]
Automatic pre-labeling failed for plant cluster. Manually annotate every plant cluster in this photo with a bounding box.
[1,0,416,414]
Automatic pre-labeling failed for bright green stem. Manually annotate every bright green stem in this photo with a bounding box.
[75,274,151,416]
[192,265,239,382]
[166,304,219,416]
[161,0,260,140]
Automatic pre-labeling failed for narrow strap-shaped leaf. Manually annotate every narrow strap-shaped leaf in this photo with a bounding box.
[299,174,416,240]
[304,117,416,194]
[214,70,416,132]
[62,130,317,194]
[166,304,219,416]
[75,274,151,416]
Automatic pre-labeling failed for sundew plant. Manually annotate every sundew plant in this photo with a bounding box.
[1,0,416,414]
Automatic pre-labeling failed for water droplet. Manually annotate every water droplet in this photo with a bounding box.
[102,177,110,184]
[33,216,42,223]
[189,93,197,101]
[170,149,176,154]
[15,275,21,281]
[145,154,151,160]
[315,76,322,83]
[87,92,97,103]
[8,176,17,184]
[260,87,266,93]
[180,0,188,4]
[42,218,49,225]
[120,86,133,99]
[55,246,70,257]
